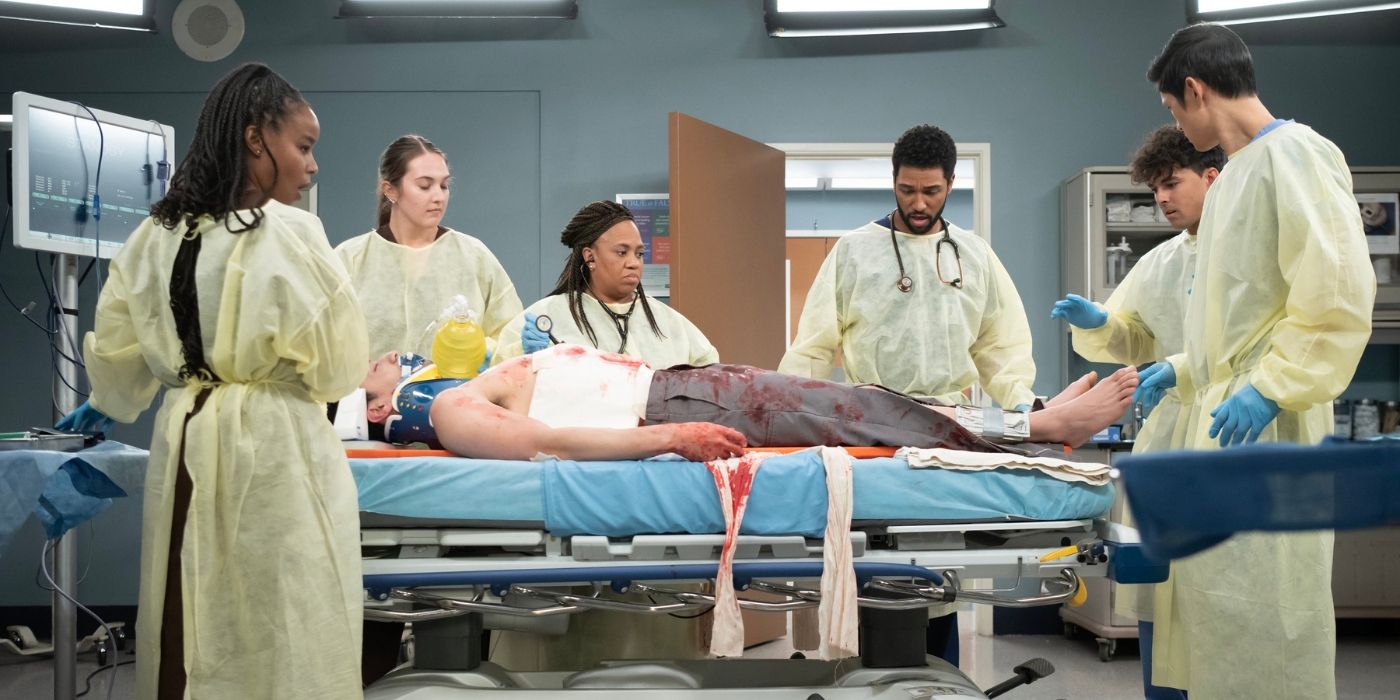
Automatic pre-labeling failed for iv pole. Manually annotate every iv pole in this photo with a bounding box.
[52,252,81,700]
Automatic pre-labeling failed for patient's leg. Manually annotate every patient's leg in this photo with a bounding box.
[647,364,1135,450]
[1025,366,1137,445]
[924,367,1135,446]
[1047,371,1098,407]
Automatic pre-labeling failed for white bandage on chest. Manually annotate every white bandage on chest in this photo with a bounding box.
[527,344,654,429]
[954,405,1029,442]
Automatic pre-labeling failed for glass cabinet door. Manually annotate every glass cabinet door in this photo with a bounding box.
[1088,172,1180,302]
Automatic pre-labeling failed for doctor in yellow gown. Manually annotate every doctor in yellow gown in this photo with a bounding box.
[336,134,522,360]
[74,65,368,698]
[1145,24,1374,699]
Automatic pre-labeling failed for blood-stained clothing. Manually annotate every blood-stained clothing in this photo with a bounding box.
[643,364,1004,452]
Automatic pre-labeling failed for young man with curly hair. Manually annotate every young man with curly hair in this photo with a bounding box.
[1052,124,1223,700]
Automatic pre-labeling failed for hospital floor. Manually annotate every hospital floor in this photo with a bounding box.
[1,618,1397,698]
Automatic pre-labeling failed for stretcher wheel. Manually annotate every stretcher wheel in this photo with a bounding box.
[1062,622,1079,640]
[112,625,129,652]
[1097,638,1117,662]
[96,640,110,667]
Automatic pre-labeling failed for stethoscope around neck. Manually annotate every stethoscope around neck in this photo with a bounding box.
[533,293,639,354]
[889,209,963,292]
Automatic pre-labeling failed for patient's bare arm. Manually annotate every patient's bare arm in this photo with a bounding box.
[430,385,747,461]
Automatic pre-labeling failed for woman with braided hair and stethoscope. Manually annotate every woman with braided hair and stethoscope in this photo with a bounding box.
[492,200,719,368]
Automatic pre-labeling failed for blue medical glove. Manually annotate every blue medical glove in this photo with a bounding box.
[1132,362,1176,418]
[1050,294,1108,329]
[56,401,113,433]
[477,350,493,376]
[1013,404,1032,413]
[1208,384,1280,448]
[521,312,550,355]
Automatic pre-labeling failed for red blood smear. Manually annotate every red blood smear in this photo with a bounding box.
[597,351,646,369]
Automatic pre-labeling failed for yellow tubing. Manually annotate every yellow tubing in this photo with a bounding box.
[1068,578,1088,607]
[1039,545,1079,563]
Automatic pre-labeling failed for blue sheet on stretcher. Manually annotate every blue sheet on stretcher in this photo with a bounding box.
[1118,438,1400,560]
[351,451,1115,537]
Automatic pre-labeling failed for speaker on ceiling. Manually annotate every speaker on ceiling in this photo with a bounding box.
[172,0,246,63]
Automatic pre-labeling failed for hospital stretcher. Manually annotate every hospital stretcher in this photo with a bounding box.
[352,447,1165,699]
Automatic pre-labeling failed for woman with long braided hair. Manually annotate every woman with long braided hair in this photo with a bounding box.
[492,200,718,368]
[58,63,368,698]
[336,134,522,361]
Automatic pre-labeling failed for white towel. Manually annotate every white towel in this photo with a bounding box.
[896,447,1112,486]
[705,452,771,658]
[817,447,858,660]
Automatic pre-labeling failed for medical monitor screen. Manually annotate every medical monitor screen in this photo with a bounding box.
[11,92,175,259]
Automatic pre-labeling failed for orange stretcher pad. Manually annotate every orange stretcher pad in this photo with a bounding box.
[345,446,899,460]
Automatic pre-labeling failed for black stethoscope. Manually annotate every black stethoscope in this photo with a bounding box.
[596,294,638,354]
[889,210,963,292]
[534,295,638,354]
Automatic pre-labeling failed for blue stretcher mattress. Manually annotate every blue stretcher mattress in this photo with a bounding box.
[1118,437,1400,561]
[351,451,1115,538]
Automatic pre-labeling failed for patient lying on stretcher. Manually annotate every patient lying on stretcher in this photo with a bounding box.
[358,344,1137,462]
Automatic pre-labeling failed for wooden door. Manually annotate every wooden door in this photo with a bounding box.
[668,113,786,369]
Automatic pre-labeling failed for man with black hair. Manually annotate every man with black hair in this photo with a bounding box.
[1131,23,1374,700]
[779,123,1037,666]
[780,124,1035,410]
[1052,124,1223,700]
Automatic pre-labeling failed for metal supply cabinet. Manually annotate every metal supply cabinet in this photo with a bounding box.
[1061,167,1180,306]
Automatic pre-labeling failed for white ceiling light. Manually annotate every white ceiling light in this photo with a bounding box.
[1,0,143,13]
[765,0,1003,37]
[1189,0,1400,24]
[776,1,990,12]
[338,0,578,19]
[0,0,153,29]
[1197,0,1314,10]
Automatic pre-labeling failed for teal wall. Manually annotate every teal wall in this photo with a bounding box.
[1,0,1398,436]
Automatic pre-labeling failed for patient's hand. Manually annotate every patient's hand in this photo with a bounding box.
[667,423,748,462]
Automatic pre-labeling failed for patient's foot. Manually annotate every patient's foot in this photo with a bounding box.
[1036,366,1137,446]
[1046,371,1098,408]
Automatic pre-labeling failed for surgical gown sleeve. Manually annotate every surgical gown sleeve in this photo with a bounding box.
[778,248,842,379]
[1249,158,1374,411]
[278,272,369,403]
[1072,266,1160,366]
[1163,351,1193,399]
[968,251,1036,409]
[83,251,160,423]
[477,252,525,354]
